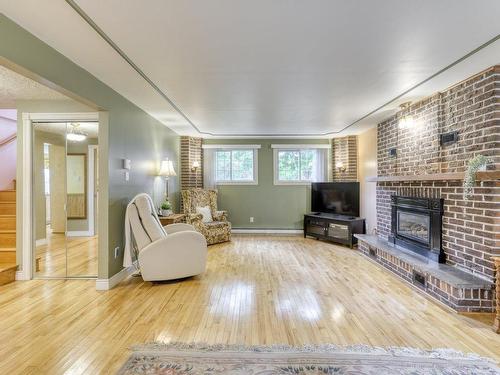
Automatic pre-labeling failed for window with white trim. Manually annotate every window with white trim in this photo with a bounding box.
[213,148,258,184]
[273,145,328,185]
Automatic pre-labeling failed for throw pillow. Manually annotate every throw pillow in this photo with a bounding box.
[196,206,213,223]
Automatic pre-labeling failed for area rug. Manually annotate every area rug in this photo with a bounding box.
[117,343,500,374]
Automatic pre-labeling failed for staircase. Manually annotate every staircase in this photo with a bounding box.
[0,187,17,286]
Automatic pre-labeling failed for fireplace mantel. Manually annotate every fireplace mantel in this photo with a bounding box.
[366,170,500,183]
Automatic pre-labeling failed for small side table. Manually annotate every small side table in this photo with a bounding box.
[158,213,186,226]
[493,256,500,334]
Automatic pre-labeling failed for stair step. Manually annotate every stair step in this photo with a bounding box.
[0,202,16,215]
[0,216,15,231]
[0,190,15,202]
[0,231,16,248]
[0,263,17,286]
[0,248,15,263]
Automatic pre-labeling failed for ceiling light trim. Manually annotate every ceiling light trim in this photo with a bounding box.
[65,1,499,137]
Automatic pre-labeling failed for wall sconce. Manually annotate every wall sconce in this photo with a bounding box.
[191,160,200,172]
[336,162,346,173]
[398,102,414,129]
[191,161,200,188]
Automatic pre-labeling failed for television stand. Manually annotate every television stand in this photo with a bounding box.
[303,212,365,248]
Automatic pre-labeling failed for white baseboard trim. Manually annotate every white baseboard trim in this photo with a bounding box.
[35,238,47,246]
[232,229,303,234]
[95,261,138,291]
[67,230,94,237]
[15,270,28,281]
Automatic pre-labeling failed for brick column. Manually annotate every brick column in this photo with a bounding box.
[332,135,358,181]
[494,256,500,333]
[180,136,203,210]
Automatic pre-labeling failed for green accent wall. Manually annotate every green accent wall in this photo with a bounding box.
[203,139,331,229]
[0,15,180,279]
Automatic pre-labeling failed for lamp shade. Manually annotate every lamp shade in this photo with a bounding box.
[158,160,177,177]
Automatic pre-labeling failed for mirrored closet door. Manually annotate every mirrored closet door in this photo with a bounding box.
[32,122,99,278]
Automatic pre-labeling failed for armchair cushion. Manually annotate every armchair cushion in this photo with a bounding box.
[164,223,196,234]
[134,195,166,241]
[196,205,213,223]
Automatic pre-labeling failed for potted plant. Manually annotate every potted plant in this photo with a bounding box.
[463,154,491,200]
[160,201,172,216]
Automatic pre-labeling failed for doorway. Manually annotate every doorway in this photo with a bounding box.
[32,121,98,278]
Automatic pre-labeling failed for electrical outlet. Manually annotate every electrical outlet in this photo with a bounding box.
[249,217,254,223]
[125,171,130,181]
[114,247,120,258]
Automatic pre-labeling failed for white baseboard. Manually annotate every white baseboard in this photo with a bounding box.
[95,261,138,290]
[35,238,47,246]
[232,229,303,234]
[15,270,28,281]
[67,230,94,237]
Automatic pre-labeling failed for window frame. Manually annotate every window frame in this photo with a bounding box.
[214,148,259,185]
[272,144,329,186]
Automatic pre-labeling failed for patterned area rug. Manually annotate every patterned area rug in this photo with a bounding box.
[118,343,500,374]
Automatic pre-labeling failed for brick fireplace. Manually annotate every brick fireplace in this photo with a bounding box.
[357,65,499,312]
[377,66,499,282]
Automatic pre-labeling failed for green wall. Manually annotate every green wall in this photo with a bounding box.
[203,139,331,229]
[1,15,180,279]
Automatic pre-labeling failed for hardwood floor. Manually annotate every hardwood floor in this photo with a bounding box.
[35,230,98,277]
[1,236,499,374]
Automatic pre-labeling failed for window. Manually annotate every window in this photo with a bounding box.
[272,145,328,185]
[212,148,258,185]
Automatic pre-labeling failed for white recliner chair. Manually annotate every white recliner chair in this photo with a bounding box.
[124,194,207,281]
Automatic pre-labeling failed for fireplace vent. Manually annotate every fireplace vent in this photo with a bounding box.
[412,270,426,289]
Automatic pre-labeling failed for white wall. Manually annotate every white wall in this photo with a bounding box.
[0,110,17,190]
[358,127,377,234]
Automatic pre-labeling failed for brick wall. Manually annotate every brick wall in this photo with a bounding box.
[180,136,203,193]
[332,136,358,181]
[376,66,500,282]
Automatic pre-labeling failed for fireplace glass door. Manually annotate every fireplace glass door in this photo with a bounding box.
[396,211,430,244]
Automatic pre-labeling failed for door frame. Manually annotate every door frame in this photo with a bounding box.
[20,112,99,280]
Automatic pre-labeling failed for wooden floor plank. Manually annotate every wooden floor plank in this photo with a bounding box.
[0,235,499,374]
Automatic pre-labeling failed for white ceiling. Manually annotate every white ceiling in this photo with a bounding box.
[1,0,499,137]
[0,65,70,108]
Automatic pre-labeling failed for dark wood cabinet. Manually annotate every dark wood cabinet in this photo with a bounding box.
[304,213,365,248]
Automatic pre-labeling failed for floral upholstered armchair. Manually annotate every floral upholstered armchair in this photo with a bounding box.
[181,189,231,245]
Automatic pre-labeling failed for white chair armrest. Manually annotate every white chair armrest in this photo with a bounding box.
[138,231,207,281]
[164,223,196,234]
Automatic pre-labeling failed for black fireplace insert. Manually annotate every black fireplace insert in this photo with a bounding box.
[388,195,445,263]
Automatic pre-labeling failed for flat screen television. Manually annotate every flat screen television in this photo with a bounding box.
[311,182,360,217]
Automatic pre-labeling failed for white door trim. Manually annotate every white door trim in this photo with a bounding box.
[20,112,99,280]
[87,144,98,237]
